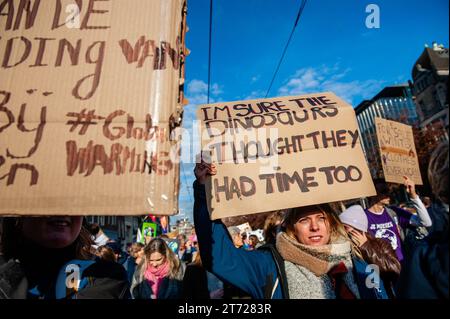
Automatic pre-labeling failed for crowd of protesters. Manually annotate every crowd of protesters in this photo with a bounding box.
[0,141,448,299]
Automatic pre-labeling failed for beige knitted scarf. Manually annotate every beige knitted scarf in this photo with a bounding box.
[276,232,353,276]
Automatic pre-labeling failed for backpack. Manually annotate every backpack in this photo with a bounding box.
[257,243,289,299]
[385,207,405,242]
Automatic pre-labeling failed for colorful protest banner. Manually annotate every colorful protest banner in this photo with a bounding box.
[197,92,376,219]
[165,238,180,254]
[375,117,423,185]
[0,0,187,215]
[142,221,158,241]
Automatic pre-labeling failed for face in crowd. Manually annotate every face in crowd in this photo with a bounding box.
[232,233,243,248]
[290,207,331,246]
[377,193,391,206]
[135,249,145,265]
[373,182,391,206]
[20,216,83,249]
[149,251,166,269]
[249,235,258,247]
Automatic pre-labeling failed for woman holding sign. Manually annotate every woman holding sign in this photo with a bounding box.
[193,162,388,299]
[364,177,432,263]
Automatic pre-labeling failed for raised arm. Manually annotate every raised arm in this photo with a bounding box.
[193,162,279,299]
[404,176,432,227]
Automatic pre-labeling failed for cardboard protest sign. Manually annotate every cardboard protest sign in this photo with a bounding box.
[0,0,187,215]
[375,118,423,185]
[236,222,252,234]
[197,92,376,219]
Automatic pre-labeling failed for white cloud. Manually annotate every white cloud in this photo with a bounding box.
[179,79,225,221]
[187,79,222,97]
[251,75,260,83]
[183,79,224,129]
[181,79,224,152]
[211,83,223,95]
[278,65,383,104]
[187,79,208,94]
[244,90,265,100]
[186,93,208,105]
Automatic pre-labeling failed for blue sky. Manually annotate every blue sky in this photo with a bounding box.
[176,0,449,222]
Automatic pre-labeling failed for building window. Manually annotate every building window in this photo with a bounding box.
[369,105,376,121]
[375,101,382,118]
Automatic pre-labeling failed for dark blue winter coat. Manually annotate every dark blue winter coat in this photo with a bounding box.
[130,276,184,299]
[193,181,388,299]
[397,203,449,299]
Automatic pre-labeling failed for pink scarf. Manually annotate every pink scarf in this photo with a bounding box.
[144,261,170,299]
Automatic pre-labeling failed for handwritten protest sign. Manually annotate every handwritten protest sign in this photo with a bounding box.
[197,93,376,219]
[0,0,187,215]
[375,118,422,185]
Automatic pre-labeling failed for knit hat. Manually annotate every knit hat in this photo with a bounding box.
[338,205,368,232]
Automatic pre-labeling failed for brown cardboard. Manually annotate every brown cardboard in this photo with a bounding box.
[375,117,423,185]
[0,0,187,215]
[197,92,376,220]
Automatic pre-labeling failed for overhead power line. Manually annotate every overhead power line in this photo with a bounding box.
[265,0,308,98]
[207,0,213,104]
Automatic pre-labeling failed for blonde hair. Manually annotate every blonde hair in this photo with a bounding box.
[143,238,182,279]
[130,242,144,258]
[191,250,202,266]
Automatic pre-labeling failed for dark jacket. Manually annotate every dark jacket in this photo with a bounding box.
[123,256,137,284]
[0,256,28,299]
[182,263,210,299]
[0,255,129,299]
[130,262,185,299]
[193,181,387,299]
[131,275,184,299]
[75,259,130,299]
[427,201,449,236]
[397,204,449,299]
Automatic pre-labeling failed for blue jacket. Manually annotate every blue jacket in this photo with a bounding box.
[193,181,388,299]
